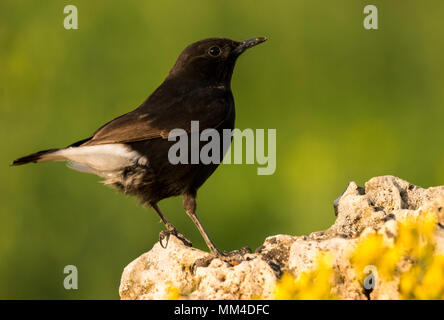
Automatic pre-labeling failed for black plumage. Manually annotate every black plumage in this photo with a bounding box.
[12,37,267,256]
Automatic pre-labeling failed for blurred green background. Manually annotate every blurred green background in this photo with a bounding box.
[1,0,443,299]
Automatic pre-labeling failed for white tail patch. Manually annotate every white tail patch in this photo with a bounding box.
[55,144,145,172]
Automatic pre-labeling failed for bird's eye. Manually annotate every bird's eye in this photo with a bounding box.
[208,46,221,57]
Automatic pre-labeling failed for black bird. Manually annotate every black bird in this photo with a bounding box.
[12,37,267,257]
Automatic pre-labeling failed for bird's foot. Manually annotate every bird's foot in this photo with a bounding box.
[218,247,253,265]
[191,246,252,274]
[159,224,193,249]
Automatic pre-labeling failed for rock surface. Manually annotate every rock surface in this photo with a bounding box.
[119,176,444,300]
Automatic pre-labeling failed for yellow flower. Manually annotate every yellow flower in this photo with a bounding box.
[351,209,443,300]
[274,252,336,300]
[274,273,299,300]
[166,284,181,300]
[401,254,444,300]
[273,210,442,300]
[351,233,399,281]
[396,211,437,259]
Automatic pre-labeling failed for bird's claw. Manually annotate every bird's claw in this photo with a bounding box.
[190,246,252,275]
[159,230,170,249]
[159,227,193,249]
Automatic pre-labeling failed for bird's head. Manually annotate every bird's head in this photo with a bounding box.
[168,37,267,87]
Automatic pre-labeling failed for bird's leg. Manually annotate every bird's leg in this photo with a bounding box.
[151,203,192,248]
[183,193,223,256]
[183,193,252,273]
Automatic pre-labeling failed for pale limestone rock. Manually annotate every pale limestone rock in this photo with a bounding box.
[119,236,208,300]
[119,176,444,300]
[119,236,276,300]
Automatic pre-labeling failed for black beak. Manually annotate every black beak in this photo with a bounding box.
[234,37,267,55]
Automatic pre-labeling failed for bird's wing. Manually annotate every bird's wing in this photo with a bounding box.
[82,86,233,146]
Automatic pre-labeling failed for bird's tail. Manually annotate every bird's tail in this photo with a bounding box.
[11,148,64,166]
